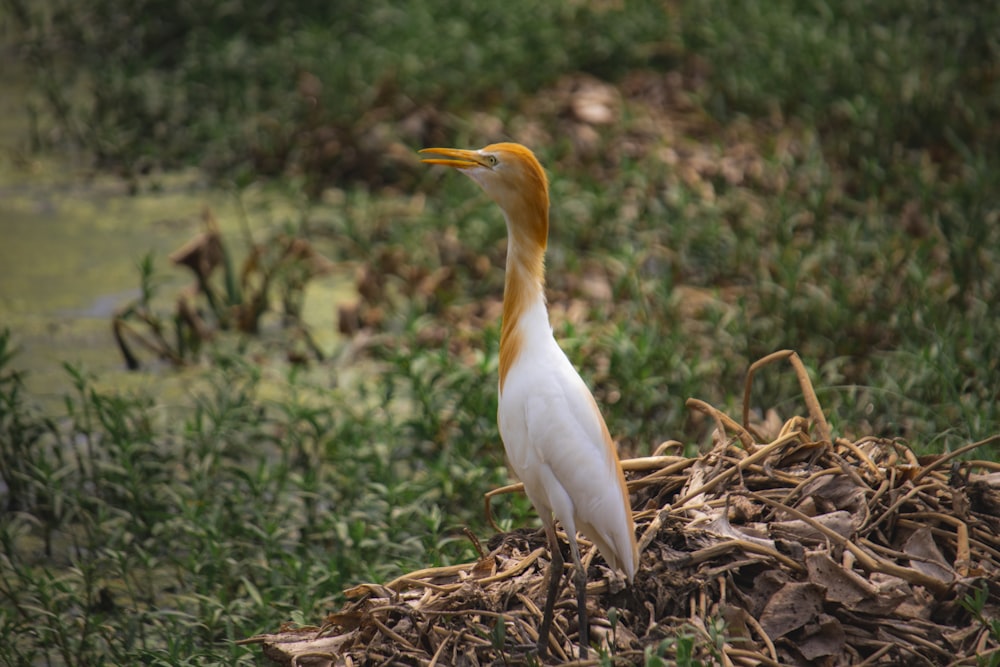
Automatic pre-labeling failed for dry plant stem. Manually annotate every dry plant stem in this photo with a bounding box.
[484,481,526,532]
[720,644,736,667]
[740,611,778,663]
[686,398,756,450]
[861,533,990,576]
[889,522,1000,565]
[671,430,802,511]
[371,615,417,650]
[855,644,895,667]
[654,440,685,455]
[389,578,460,594]
[866,482,939,534]
[724,648,781,667]
[113,318,184,365]
[885,625,954,660]
[622,455,688,471]
[631,460,695,484]
[637,506,671,554]
[290,653,336,667]
[749,492,952,594]
[463,526,486,558]
[835,438,881,479]
[828,451,874,489]
[768,466,845,519]
[420,608,523,621]
[478,547,545,584]
[688,539,805,572]
[427,634,450,667]
[383,563,474,592]
[951,648,1000,667]
[742,349,832,444]
[977,631,992,658]
[377,548,548,596]
[516,593,543,627]
[868,478,892,508]
[910,434,1000,485]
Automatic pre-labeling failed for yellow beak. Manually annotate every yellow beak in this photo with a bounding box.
[419,147,487,169]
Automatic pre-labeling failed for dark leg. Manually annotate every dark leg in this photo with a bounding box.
[573,562,588,659]
[537,524,564,659]
[569,545,588,659]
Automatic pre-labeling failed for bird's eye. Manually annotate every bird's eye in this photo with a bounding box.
[486,155,498,167]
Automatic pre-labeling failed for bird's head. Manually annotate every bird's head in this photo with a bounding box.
[420,142,549,249]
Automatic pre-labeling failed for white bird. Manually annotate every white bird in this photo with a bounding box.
[420,142,638,660]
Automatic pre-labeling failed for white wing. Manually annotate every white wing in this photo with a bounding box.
[499,335,635,577]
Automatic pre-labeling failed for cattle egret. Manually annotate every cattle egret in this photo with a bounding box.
[420,143,638,659]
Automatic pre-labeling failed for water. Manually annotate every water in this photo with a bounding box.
[0,69,351,407]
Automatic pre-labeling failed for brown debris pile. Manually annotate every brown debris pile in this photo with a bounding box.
[245,351,1000,666]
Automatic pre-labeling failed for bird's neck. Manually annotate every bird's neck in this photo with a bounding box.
[499,216,549,392]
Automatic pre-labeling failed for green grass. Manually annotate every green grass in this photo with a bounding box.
[2,0,1000,664]
[0,330,518,664]
[3,0,671,183]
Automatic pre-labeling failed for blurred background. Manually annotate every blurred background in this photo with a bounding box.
[1,0,998,663]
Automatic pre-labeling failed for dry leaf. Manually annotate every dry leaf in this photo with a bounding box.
[797,613,846,662]
[759,581,825,638]
[902,527,956,585]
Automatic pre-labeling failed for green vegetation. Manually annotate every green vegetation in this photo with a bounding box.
[2,0,999,664]
[0,328,515,664]
[4,0,669,186]
[961,584,1000,667]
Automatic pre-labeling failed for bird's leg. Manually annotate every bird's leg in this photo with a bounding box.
[568,542,589,660]
[537,522,564,660]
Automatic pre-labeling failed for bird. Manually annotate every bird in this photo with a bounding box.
[420,142,638,660]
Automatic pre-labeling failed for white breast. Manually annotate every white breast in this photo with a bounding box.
[497,297,634,577]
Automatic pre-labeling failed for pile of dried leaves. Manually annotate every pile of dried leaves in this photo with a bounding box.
[244,351,1000,666]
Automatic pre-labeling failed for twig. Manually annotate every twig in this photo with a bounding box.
[742,350,832,444]
[910,435,1000,485]
[749,492,952,594]
[671,431,802,511]
[740,607,777,662]
[687,398,757,451]
[855,643,894,667]
[478,548,545,585]
[485,482,526,532]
